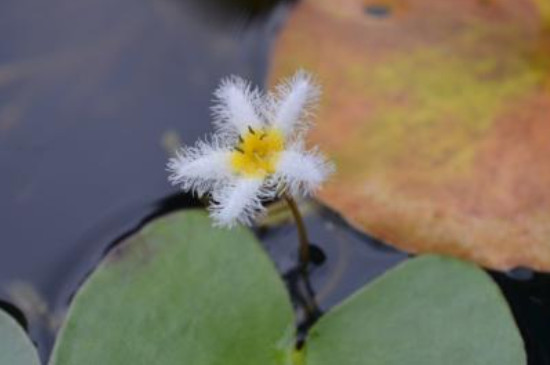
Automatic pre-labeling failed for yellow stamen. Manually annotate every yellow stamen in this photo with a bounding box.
[231,128,284,178]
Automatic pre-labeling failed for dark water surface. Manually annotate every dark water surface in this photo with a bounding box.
[0,0,549,364]
[0,0,289,359]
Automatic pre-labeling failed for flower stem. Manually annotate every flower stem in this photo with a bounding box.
[283,193,310,272]
[282,194,322,342]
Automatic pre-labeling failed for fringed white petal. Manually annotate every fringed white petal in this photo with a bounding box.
[168,70,335,228]
[269,70,320,137]
[211,76,265,137]
[274,144,334,197]
[209,178,273,227]
[167,136,233,197]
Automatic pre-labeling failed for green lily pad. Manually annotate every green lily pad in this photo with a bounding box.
[305,255,526,365]
[49,210,525,365]
[49,210,295,365]
[0,309,40,365]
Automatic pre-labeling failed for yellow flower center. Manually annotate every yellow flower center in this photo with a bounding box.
[230,127,285,178]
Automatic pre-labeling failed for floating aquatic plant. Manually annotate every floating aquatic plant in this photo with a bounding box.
[44,73,525,365]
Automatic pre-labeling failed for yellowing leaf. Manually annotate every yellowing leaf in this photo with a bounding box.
[270,0,550,270]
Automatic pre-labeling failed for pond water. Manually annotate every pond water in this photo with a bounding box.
[0,0,549,364]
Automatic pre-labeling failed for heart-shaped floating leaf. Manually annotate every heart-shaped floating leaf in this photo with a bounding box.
[305,255,526,365]
[270,0,550,271]
[49,210,295,365]
[0,309,40,365]
[49,210,525,364]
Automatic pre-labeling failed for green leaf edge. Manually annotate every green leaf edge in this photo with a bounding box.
[0,309,40,365]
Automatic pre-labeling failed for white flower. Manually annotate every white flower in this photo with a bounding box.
[168,70,334,227]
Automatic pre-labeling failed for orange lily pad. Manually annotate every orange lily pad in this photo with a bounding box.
[270,0,550,271]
